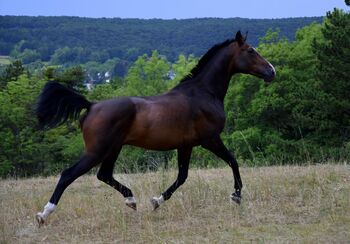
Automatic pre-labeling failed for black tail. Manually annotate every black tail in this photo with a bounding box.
[36,81,92,129]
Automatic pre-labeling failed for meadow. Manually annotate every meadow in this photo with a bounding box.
[1,164,349,243]
[0,56,11,66]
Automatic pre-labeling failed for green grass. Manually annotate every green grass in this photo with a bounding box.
[0,56,11,65]
[0,164,349,243]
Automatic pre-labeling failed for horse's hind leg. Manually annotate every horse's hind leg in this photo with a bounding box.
[36,152,100,226]
[97,148,137,210]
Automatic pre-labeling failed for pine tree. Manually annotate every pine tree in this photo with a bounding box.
[312,8,350,144]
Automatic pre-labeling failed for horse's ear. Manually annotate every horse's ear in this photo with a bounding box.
[244,31,248,42]
[235,31,244,46]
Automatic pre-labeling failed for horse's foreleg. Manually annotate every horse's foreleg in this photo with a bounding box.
[97,149,136,210]
[151,147,192,210]
[36,153,100,226]
[202,137,243,204]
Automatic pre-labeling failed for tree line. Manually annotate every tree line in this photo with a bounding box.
[0,8,349,177]
[0,16,321,68]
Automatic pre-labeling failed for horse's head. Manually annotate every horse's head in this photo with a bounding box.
[230,31,275,83]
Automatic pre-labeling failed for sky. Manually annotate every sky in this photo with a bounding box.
[0,0,348,19]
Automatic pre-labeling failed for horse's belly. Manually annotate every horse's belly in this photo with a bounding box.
[124,127,196,150]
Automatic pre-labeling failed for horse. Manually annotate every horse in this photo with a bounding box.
[35,31,275,226]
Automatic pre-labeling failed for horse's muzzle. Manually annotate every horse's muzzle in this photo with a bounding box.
[263,67,276,83]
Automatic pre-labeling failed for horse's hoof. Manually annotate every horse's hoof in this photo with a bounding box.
[36,213,45,227]
[151,197,160,211]
[126,202,137,210]
[125,197,137,210]
[231,192,241,205]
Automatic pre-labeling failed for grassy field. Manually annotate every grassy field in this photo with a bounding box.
[0,164,349,243]
[0,56,11,65]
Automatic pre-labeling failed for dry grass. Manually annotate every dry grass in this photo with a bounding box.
[1,164,349,243]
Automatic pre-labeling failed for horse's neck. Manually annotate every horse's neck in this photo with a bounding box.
[197,48,234,101]
[174,46,236,101]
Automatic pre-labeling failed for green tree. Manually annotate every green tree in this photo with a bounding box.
[50,47,89,64]
[54,66,86,91]
[312,8,350,145]
[0,75,45,176]
[169,54,197,88]
[17,49,41,64]
[0,60,25,89]
[0,73,86,177]
[125,50,170,96]
[224,24,332,163]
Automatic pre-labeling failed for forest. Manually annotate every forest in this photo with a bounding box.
[0,8,349,177]
[0,16,322,78]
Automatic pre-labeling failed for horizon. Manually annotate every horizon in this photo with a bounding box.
[0,0,348,19]
[0,15,326,20]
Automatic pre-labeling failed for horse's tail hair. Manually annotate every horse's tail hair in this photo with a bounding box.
[36,81,92,129]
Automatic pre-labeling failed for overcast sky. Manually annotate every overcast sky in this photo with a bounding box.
[0,0,348,19]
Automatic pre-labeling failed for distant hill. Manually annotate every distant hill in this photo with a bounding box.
[0,16,323,63]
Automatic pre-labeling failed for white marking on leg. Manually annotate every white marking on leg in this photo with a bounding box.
[125,197,137,210]
[151,195,164,210]
[125,196,136,205]
[156,195,164,204]
[36,202,56,226]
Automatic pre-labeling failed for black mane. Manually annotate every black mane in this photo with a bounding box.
[179,39,235,83]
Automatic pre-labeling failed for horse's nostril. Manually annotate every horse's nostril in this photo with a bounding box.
[263,66,276,83]
[271,67,276,76]
[264,68,275,78]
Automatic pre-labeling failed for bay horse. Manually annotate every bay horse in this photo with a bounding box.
[35,31,275,226]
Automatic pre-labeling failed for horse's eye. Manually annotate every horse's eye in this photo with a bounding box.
[247,48,255,54]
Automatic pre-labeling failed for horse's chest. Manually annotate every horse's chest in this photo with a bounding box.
[194,113,225,138]
[193,103,226,136]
